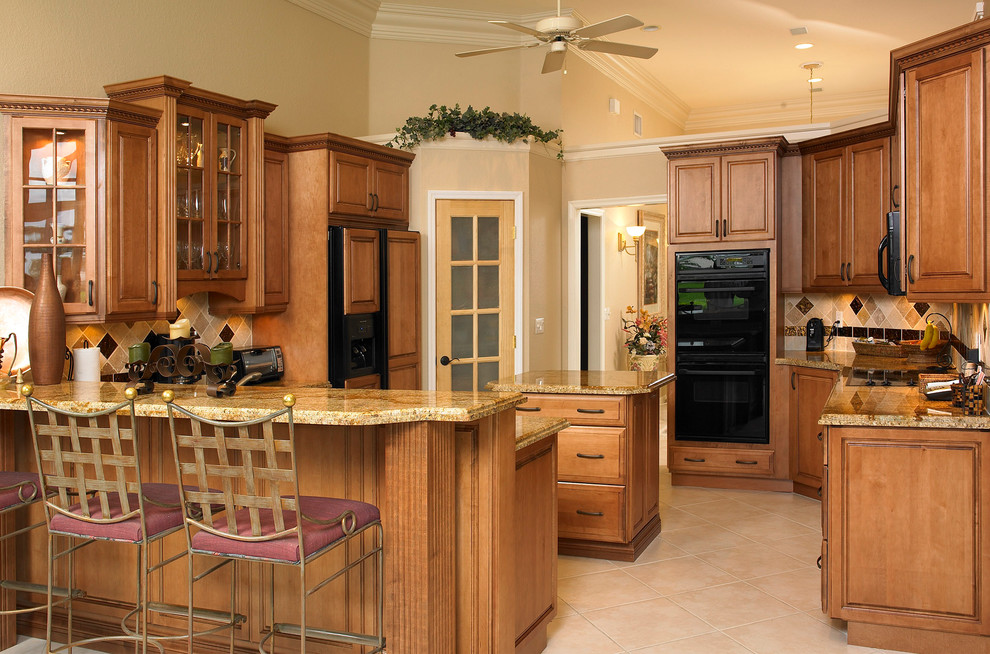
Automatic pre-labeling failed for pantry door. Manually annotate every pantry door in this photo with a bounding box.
[435,199,515,391]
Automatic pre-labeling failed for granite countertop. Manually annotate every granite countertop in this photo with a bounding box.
[0,381,527,426]
[775,349,852,371]
[515,415,568,451]
[487,370,675,395]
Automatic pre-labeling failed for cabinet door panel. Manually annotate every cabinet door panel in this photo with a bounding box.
[386,231,420,388]
[804,150,845,289]
[790,367,836,490]
[723,153,774,240]
[373,161,408,224]
[905,48,986,298]
[846,139,888,289]
[107,121,158,317]
[262,150,290,307]
[342,227,380,314]
[669,158,719,243]
[329,152,373,217]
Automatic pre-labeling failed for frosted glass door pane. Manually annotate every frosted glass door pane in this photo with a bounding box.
[451,267,473,310]
[477,216,499,260]
[478,314,499,357]
[478,362,499,389]
[451,363,474,391]
[478,266,499,309]
[451,315,474,359]
[451,216,473,261]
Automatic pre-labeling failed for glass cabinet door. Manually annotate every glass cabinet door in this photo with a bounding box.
[175,112,206,278]
[214,119,243,277]
[15,119,97,315]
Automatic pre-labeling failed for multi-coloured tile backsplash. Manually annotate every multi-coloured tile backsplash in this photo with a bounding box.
[784,292,952,348]
[64,293,252,380]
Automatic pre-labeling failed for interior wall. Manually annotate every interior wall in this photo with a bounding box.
[526,150,564,371]
[601,206,641,370]
[0,0,370,137]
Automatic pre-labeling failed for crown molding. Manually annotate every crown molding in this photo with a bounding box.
[683,90,888,134]
[285,0,380,37]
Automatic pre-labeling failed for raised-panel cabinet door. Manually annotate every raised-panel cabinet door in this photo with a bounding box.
[373,161,409,225]
[846,138,889,289]
[386,230,421,389]
[106,121,158,318]
[342,228,380,314]
[722,152,774,240]
[789,366,836,495]
[803,149,845,289]
[262,149,290,308]
[669,157,720,243]
[904,48,987,299]
[329,151,374,217]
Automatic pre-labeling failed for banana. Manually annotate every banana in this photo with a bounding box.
[930,324,941,349]
[920,322,934,350]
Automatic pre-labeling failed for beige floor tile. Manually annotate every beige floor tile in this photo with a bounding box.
[558,554,617,579]
[556,597,577,617]
[765,533,823,563]
[719,513,818,544]
[726,490,820,513]
[584,597,716,650]
[747,567,824,611]
[804,608,846,628]
[614,536,689,568]
[725,612,872,654]
[624,555,739,596]
[773,504,825,529]
[658,485,728,507]
[659,504,712,531]
[557,569,660,612]
[657,524,756,554]
[629,631,757,653]
[679,499,769,524]
[696,543,806,579]
[544,614,624,654]
[668,582,800,630]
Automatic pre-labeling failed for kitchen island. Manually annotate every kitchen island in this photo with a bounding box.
[489,370,674,561]
[0,382,565,654]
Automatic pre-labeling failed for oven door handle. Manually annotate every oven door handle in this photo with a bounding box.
[678,368,760,376]
[676,286,758,293]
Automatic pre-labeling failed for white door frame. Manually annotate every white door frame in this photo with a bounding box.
[427,190,524,391]
[565,194,667,369]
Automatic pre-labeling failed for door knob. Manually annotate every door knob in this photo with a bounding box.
[439,355,460,366]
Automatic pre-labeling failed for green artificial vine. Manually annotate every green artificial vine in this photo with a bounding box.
[386,104,563,159]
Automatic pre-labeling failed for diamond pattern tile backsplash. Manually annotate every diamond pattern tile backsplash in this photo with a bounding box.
[783,292,952,345]
[63,293,252,380]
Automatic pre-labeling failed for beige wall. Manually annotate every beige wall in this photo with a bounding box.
[526,150,564,370]
[0,0,370,137]
[600,206,641,369]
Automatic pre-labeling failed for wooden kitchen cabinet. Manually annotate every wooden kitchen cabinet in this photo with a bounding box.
[342,227,380,314]
[386,230,421,389]
[2,98,162,322]
[664,138,784,244]
[787,365,837,498]
[801,136,890,292]
[517,389,660,561]
[327,134,412,228]
[825,425,990,643]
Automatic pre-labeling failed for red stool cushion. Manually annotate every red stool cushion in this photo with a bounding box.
[0,471,41,511]
[49,483,184,543]
[191,496,380,563]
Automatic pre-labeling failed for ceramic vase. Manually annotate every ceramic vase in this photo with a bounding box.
[628,354,659,372]
[28,253,66,384]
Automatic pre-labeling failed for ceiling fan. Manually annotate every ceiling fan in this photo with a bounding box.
[455,2,659,74]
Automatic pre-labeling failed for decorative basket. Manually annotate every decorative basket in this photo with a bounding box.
[917,373,958,396]
[901,339,950,362]
[851,340,906,358]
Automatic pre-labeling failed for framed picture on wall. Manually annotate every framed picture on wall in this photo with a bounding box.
[637,209,665,316]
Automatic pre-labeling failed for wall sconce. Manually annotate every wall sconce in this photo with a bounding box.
[618,225,646,256]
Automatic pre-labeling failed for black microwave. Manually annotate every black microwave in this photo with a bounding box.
[878,211,906,296]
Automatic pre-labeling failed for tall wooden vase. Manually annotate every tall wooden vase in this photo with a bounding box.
[28,253,66,385]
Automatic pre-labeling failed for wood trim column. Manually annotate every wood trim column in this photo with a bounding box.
[0,411,15,648]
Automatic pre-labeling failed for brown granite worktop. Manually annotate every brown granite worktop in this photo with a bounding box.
[488,370,675,395]
[0,381,526,426]
[515,415,568,451]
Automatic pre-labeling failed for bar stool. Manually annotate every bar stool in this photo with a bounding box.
[163,390,385,653]
[21,385,241,654]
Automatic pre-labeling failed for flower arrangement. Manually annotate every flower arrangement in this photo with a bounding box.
[386,104,563,159]
[622,306,667,356]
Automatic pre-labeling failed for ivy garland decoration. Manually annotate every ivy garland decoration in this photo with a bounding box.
[386,104,563,159]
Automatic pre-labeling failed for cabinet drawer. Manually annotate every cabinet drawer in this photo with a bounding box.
[669,447,774,477]
[517,394,624,426]
[558,426,624,484]
[558,483,624,542]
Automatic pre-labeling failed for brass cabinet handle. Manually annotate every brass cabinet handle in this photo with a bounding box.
[576,408,605,414]
[151,280,158,306]
[576,510,604,517]
[735,460,759,465]
[684,457,706,463]
[576,453,605,459]
[791,371,796,390]
[515,406,541,412]
[907,254,915,284]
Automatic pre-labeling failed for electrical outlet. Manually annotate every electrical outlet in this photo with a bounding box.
[604,307,611,320]
[534,317,545,334]
[834,311,842,328]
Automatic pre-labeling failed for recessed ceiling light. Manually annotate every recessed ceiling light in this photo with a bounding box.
[795,43,814,50]
[641,25,660,32]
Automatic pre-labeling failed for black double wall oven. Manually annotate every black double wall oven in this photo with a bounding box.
[674,249,770,445]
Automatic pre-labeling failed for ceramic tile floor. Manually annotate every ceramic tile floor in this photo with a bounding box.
[2,469,904,654]
[544,468,905,654]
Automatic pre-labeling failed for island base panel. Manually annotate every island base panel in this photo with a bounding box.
[671,472,794,492]
[558,514,662,562]
[848,622,990,654]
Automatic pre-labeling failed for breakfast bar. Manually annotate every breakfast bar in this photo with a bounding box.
[0,382,565,654]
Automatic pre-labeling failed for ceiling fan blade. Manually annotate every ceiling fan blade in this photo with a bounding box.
[456,43,540,58]
[542,49,565,74]
[571,14,643,39]
[578,40,658,59]
[489,20,545,39]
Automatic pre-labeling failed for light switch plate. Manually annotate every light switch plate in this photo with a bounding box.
[535,318,545,334]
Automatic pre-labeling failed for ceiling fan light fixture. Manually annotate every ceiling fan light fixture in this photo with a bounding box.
[641,25,660,32]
